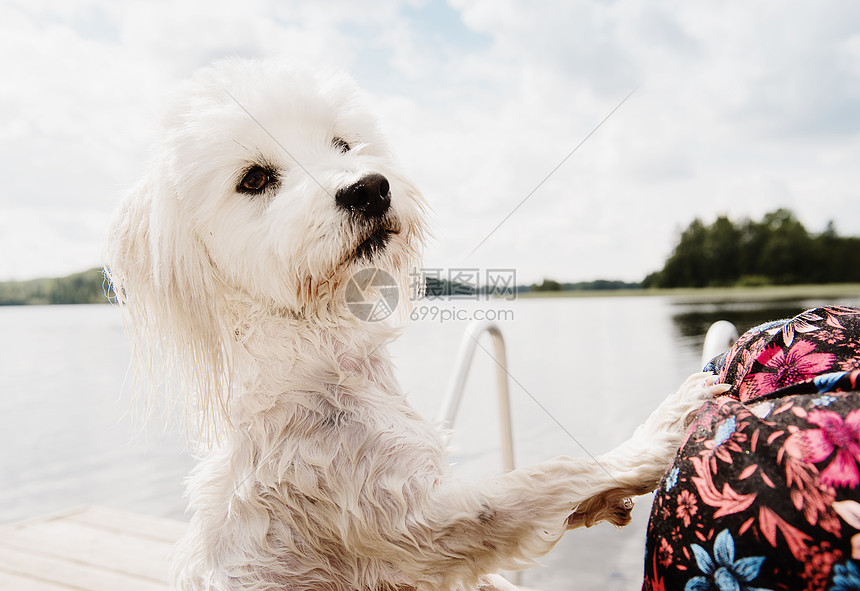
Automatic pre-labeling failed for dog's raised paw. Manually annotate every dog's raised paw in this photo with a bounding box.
[672,371,730,426]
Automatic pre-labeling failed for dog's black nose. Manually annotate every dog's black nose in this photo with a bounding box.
[335,173,391,218]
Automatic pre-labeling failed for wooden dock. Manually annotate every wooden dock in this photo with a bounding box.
[0,506,185,590]
[0,506,541,590]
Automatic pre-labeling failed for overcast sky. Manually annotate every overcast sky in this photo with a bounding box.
[2,0,859,284]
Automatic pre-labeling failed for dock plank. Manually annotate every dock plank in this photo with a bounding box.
[3,519,171,581]
[0,545,166,591]
[65,505,188,543]
[0,507,183,590]
[0,569,78,591]
[1,506,542,590]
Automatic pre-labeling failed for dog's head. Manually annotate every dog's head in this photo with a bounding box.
[106,59,426,430]
[111,58,425,313]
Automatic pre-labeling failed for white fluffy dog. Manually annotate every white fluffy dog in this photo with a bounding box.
[106,58,726,591]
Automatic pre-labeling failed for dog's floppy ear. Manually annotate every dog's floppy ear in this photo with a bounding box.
[106,168,234,442]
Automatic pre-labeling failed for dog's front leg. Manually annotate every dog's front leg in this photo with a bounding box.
[566,371,729,529]
[395,372,726,589]
[411,373,726,588]
[411,455,636,589]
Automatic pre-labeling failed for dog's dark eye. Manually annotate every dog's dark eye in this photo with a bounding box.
[332,137,350,153]
[238,166,275,194]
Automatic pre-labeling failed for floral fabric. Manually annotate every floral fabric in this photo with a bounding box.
[643,306,860,591]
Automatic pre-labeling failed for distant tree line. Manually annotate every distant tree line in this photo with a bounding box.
[529,279,640,292]
[423,276,640,296]
[643,208,860,288]
[4,209,860,306]
[0,268,108,305]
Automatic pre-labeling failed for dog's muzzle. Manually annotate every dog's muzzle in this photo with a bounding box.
[337,173,402,262]
[336,173,391,218]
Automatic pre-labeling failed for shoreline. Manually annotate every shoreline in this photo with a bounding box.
[4,282,860,307]
[515,283,860,302]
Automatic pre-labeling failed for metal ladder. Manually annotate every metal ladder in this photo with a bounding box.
[436,320,516,474]
[701,320,739,367]
[436,319,518,584]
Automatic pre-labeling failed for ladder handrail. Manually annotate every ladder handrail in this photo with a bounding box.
[436,320,515,474]
[701,320,739,368]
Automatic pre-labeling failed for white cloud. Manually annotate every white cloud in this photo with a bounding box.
[0,208,110,278]
[1,0,859,283]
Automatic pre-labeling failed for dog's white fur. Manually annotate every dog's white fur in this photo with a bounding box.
[106,58,725,591]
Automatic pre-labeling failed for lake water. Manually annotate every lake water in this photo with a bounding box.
[3,293,860,590]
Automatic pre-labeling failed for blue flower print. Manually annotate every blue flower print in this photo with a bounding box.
[830,560,860,590]
[714,417,737,446]
[685,529,770,591]
[811,394,837,407]
[814,372,847,394]
[666,466,680,491]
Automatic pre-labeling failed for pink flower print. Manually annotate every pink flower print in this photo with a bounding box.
[675,489,698,527]
[785,409,860,488]
[745,341,835,396]
[658,537,674,567]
